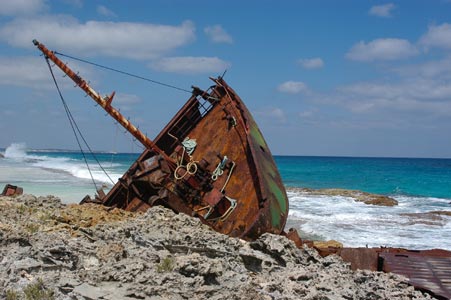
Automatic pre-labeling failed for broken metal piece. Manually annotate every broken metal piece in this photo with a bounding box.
[1,184,23,196]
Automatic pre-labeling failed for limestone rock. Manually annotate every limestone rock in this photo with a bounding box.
[293,187,398,206]
[0,195,432,300]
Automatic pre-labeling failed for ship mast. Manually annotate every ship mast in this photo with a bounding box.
[33,40,174,164]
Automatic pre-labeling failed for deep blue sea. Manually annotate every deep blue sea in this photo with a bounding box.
[1,143,450,250]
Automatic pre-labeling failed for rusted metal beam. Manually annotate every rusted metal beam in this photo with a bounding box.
[33,39,175,166]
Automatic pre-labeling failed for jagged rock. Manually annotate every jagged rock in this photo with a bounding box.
[0,195,432,300]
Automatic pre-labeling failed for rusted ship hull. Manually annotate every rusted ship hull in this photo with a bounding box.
[97,78,288,239]
[33,39,288,240]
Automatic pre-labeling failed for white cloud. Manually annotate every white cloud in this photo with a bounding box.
[0,0,47,16]
[114,93,141,105]
[269,108,285,120]
[151,56,230,74]
[204,25,233,44]
[299,110,315,118]
[301,54,451,121]
[0,56,55,89]
[0,56,94,90]
[346,38,419,61]
[332,77,451,116]
[392,56,451,78]
[297,57,324,69]
[97,5,116,17]
[369,3,396,18]
[0,16,195,60]
[419,23,451,50]
[277,81,308,94]
[114,93,141,111]
[255,107,286,123]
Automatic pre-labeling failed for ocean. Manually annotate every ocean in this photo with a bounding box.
[1,143,450,250]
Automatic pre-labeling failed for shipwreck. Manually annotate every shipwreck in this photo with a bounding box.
[33,40,451,299]
[33,39,288,240]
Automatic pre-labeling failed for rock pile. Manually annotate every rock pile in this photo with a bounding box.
[0,194,431,299]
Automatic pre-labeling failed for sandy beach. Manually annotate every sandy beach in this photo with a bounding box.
[0,194,433,299]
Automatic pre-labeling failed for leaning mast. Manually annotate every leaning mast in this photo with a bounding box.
[33,39,174,164]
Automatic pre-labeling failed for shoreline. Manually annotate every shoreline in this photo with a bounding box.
[286,186,451,250]
[0,194,434,299]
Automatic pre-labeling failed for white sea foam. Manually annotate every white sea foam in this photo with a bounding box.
[287,188,451,250]
[1,143,122,196]
[1,143,137,203]
[4,142,28,159]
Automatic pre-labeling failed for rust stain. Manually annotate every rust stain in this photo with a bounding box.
[380,251,451,300]
[312,246,451,299]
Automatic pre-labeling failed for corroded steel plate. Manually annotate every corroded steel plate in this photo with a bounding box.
[380,251,451,299]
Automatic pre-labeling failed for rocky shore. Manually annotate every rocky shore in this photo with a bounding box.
[290,188,398,206]
[0,194,432,299]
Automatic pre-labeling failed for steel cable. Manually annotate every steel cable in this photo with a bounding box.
[54,51,192,94]
[44,57,116,188]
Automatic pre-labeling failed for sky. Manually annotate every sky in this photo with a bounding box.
[1,0,451,158]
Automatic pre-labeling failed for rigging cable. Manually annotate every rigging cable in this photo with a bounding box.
[44,57,115,188]
[54,51,192,94]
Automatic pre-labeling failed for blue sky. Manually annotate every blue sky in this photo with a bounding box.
[1,0,451,157]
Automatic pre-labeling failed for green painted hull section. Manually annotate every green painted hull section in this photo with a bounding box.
[218,76,289,235]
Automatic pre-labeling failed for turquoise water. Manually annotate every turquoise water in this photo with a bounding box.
[275,156,451,199]
[1,143,450,250]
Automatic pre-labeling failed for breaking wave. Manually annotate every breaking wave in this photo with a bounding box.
[2,143,122,184]
[4,143,28,159]
[286,187,451,250]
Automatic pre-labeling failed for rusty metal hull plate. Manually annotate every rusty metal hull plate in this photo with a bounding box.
[380,252,451,299]
[214,78,288,238]
[95,78,288,240]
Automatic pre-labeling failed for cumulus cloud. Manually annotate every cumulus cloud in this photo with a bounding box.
[204,25,233,44]
[297,58,324,69]
[0,56,56,89]
[151,56,230,74]
[419,23,451,50]
[0,0,47,16]
[0,56,97,90]
[255,107,286,123]
[301,53,451,120]
[97,5,116,17]
[346,38,419,61]
[277,81,308,94]
[331,76,451,116]
[0,16,195,60]
[392,56,451,79]
[0,56,93,90]
[369,3,396,17]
